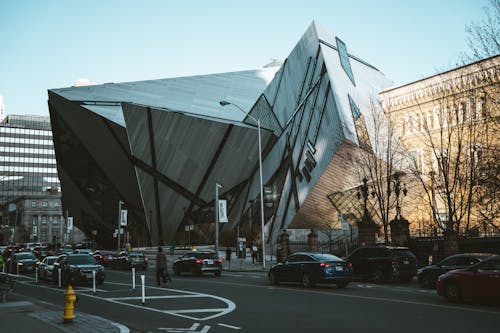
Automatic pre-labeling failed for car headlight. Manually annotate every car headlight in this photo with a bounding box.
[417,268,424,275]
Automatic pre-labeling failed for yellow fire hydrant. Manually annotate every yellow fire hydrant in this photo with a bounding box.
[63,284,76,323]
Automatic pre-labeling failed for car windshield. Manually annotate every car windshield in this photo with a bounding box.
[192,252,217,259]
[311,253,343,261]
[46,258,57,265]
[68,255,98,265]
[390,249,414,257]
[17,253,37,260]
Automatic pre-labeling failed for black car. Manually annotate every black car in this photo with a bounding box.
[6,252,39,274]
[348,245,417,282]
[417,253,494,288]
[268,252,352,288]
[52,253,105,286]
[113,251,148,270]
[173,251,222,276]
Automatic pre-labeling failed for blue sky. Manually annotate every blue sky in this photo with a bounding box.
[0,0,489,116]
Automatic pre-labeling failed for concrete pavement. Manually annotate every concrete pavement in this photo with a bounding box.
[0,292,128,333]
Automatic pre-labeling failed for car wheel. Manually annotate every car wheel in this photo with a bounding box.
[422,273,435,288]
[301,272,314,288]
[336,281,349,289]
[97,277,104,285]
[372,267,384,283]
[174,266,180,276]
[214,270,221,277]
[444,282,461,302]
[269,272,279,285]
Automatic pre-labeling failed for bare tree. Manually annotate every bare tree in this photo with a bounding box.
[402,60,498,242]
[353,99,406,244]
[463,0,500,62]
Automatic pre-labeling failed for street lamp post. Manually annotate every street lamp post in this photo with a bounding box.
[219,100,266,269]
[215,183,222,255]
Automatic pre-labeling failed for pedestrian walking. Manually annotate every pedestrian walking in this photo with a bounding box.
[225,247,232,271]
[155,246,171,287]
[251,244,257,264]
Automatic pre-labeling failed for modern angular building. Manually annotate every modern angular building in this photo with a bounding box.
[48,22,393,248]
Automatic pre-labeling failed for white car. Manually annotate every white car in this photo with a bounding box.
[26,242,42,251]
[38,255,58,280]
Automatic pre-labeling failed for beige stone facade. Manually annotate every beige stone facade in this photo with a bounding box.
[380,55,499,237]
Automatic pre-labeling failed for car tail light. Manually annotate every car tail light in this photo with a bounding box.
[217,258,222,263]
[319,262,332,267]
[144,257,148,261]
[125,257,129,262]
[195,259,203,264]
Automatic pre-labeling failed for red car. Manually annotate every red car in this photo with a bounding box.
[436,255,500,303]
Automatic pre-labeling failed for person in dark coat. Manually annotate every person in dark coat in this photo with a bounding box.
[225,247,232,271]
[155,246,170,287]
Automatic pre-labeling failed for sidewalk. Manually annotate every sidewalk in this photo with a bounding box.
[139,246,275,272]
[0,292,128,333]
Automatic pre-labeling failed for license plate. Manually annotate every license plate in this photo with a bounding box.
[206,260,213,265]
[403,260,409,264]
[335,266,343,271]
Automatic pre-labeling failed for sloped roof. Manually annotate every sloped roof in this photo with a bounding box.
[50,68,278,126]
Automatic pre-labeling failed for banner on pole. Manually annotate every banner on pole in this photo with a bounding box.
[120,209,128,226]
[218,200,228,223]
[67,217,73,231]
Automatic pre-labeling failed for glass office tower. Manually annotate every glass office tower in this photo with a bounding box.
[0,115,65,244]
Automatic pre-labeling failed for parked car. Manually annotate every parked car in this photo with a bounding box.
[74,248,93,255]
[348,245,417,282]
[269,252,352,288]
[113,251,148,270]
[174,251,222,276]
[417,253,494,288]
[25,242,42,251]
[94,250,117,267]
[52,253,105,286]
[32,246,53,260]
[437,255,500,303]
[37,255,58,281]
[6,252,39,274]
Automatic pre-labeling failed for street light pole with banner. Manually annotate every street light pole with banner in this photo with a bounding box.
[219,100,267,269]
[215,183,222,254]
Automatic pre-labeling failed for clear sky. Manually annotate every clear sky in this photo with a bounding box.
[0,0,489,116]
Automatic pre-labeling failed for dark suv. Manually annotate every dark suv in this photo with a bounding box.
[348,245,417,282]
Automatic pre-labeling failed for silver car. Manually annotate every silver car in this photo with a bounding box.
[38,255,58,281]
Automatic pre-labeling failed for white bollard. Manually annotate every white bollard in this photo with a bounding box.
[17,263,20,276]
[92,270,96,294]
[141,274,145,305]
[132,267,136,291]
[58,268,62,288]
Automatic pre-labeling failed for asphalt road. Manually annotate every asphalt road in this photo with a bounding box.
[11,267,500,333]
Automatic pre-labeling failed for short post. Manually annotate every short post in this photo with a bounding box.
[35,266,38,283]
[92,270,96,294]
[58,268,62,288]
[16,263,20,276]
[140,274,145,305]
[132,267,136,291]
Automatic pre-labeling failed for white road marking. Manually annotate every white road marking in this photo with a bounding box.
[217,323,241,330]
[16,279,237,321]
[158,322,211,332]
